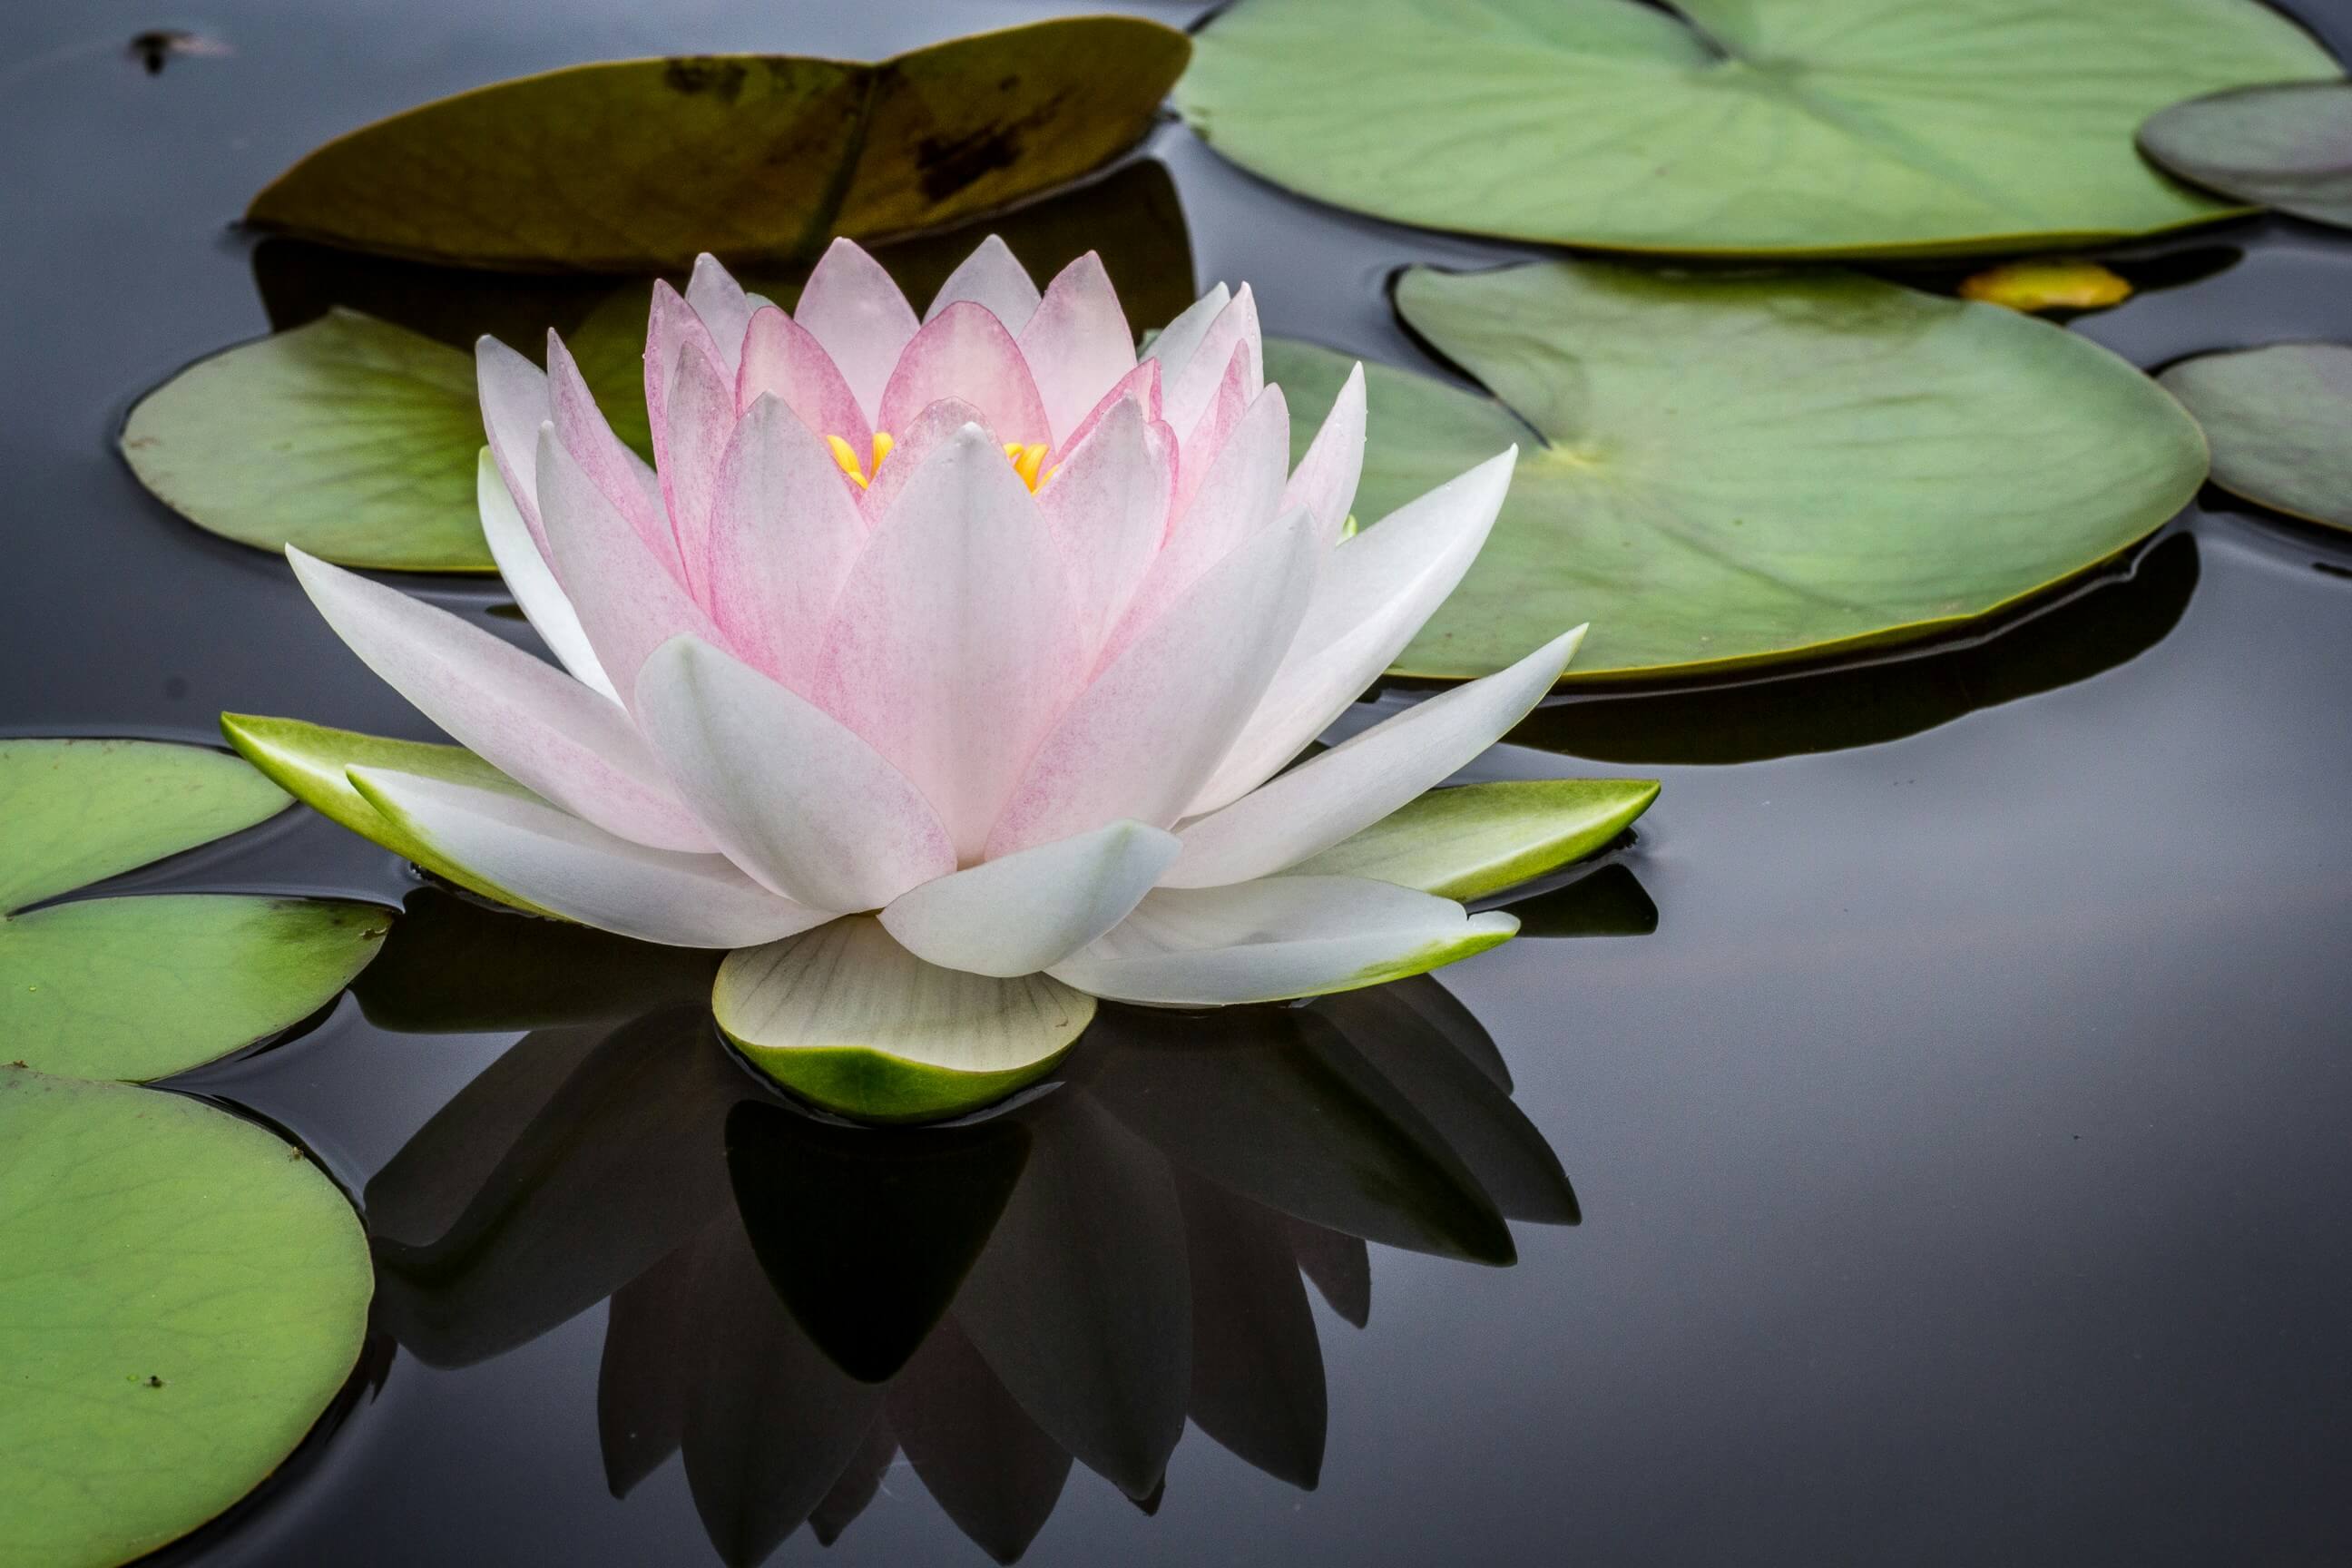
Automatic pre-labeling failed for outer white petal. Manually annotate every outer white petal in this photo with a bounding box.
[1188,447,1518,815]
[1162,286,1262,438]
[1282,361,1367,549]
[475,446,619,704]
[1163,629,1585,888]
[1047,877,1518,1006]
[634,635,957,913]
[987,509,1318,858]
[880,820,1180,978]
[794,238,921,429]
[286,547,709,851]
[925,234,1043,331]
[476,336,550,544]
[1142,285,1230,383]
[347,768,822,948]
[685,252,755,372]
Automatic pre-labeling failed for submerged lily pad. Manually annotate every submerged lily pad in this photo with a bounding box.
[1288,779,1658,899]
[1957,260,2134,314]
[1178,0,2337,257]
[0,1069,372,1568]
[2140,81,2352,233]
[245,18,1189,271]
[2159,342,2352,531]
[0,739,389,1082]
[1270,260,2209,681]
[716,916,1095,1123]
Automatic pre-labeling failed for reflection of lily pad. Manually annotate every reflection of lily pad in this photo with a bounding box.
[246,19,1189,270]
[1270,260,2209,681]
[2140,82,2352,234]
[0,739,389,1082]
[716,916,1095,1123]
[1179,0,2337,257]
[2159,343,2352,532]
[0,1069,372,1568]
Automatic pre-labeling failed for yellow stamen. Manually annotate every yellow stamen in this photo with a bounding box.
[1009,442,1050,491]
[869,430,895,474]
[826,434,870,490]
[836,430,1047,493]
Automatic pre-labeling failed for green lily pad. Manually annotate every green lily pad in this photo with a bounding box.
[2140,81,2352,233]
[1289,779,1659,900]
[1177,0,2337,257]
[0,1069,373,1568]
[245,18,1190,270]
[0,739,390,1082]
[715,916,1095,1124]
[1269,260,2209,681]
[122,310,493,573]
[2158,342,2352,531]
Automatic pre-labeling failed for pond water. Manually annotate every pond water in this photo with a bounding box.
[7,0,2352,1563]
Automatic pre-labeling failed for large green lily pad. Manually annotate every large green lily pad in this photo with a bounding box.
[2140,81,2352,233]
[1270,260,2209,681]
[0,739,390,1082]
[246,18,1189,270]
[1179,0,2337,258]
[0,1069,373,1568]
[2159,342,2352,531]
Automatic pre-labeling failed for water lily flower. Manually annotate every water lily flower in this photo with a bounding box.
[245,236,1591,1115]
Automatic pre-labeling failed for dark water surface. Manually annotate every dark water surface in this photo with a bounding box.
[8,0,2352,1563]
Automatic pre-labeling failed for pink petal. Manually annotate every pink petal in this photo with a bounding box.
[736,305,866,442]
[925,235,1042,332]
[544,330,675,576]
[1163,285,1261,438]
[1169,343,1255,524]
[815,426,1084,861]
[1020,252,1136,447]
[794,238,919,430]
[536,425,727,710]
[986,509,1318,858]
[286,548,710,852]
[858,397,986,524]
[653,338,735,604]
[1054,358,1161,462]
[635,636,957,912]
[705,395,869,694]
[1283,361,1367,550]
[644,281,725,464]
[475,336,550,549]
[1143,286,1230,383]
[684,254,754,374]
[1035,397,1173,662]
[877,302,1052,450]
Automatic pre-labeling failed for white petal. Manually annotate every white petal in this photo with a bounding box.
[685,253,755,373]
[1048,877,1517,1006]
[794,239,920,430]
[545,330,672,566]
[653,338,735,602]
[1283,361,1366,550]
[476,336,550,544]
[348,768,821,948]
[1188,447,1518,815]
[1034,397,1174,661]
[1162,286,1261,438]
[475,446,619,704]
[987,509,1318,858]
[287,548,709,851]
[1163,629,1585,887]
[1022,251,1138,446]
[1142,285,1230,383]
[704,395,868,694]
[880,820,1180,977]
[633,635,956,913]
[925,235,1042,332]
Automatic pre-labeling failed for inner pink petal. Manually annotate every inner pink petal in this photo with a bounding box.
[877,301,1053,451]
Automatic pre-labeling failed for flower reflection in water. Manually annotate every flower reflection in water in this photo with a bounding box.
[358,892,1577,1565]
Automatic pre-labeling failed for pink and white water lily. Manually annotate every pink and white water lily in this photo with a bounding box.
[260,236,1587,1108]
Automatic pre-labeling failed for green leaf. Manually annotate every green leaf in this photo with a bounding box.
[220,714,548,911]
[0,1069,372,1568]
[122,310,493,573]
[1289,779,1659,900]
[2158,342,2352,532]
[2140,81,2352,232]
[0,739,288,914]
[1177,0,2337,257]
[1269,260,2210,681]
[714,916,1094,1124]
[245,19,1190,270]
[0,896,387,1083]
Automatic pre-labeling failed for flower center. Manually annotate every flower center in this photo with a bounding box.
[825,430,1054,493]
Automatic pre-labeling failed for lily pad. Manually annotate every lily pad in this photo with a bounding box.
[1270,260,2209,681]
[1177,0,2337,257]
[245,18,1190,271]
[2158,342,2352,531]
[1288,779,1658,899]
[715,916,1095,1123]
[0,1069,372,1568]
[2140,81,2352,233]
[1956,260,2134,314]
[0,739,390,1082]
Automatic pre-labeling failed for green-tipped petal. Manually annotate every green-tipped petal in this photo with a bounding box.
[1288,779,1661,900]
[714,916,1095,1124]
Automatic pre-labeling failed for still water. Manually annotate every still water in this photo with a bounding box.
[6,0,2351,1563]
